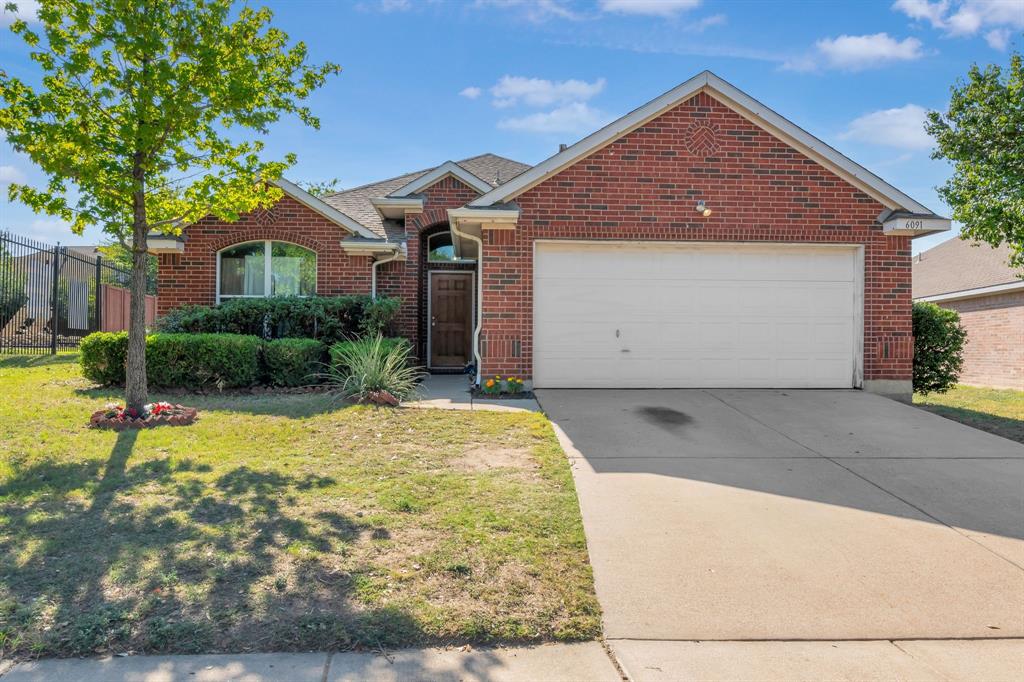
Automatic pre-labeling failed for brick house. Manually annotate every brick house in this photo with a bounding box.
[149,72,949,401]
[914,238,1024,390]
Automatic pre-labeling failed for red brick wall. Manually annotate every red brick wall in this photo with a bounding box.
[479,91,913,383]
[376,176,481,360]
[938,291,1024,390]
[156,195,371,315]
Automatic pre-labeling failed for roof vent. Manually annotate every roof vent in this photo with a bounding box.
[559,143,568,152]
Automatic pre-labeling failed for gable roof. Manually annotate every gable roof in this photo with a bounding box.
[471,71,943,225]
[913,237,1022,299]
[321,154,530,240]
[388,160,495,197]
[272,177,381,240]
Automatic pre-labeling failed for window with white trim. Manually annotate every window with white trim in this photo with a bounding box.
[427,231,474,263]
[218,241,316,301]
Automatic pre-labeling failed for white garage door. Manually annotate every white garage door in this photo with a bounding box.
[533,241,861,389]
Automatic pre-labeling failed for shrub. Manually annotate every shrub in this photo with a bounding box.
[324,335,423,403]
[913,301,967,395]
[80,332,262,389]
[329,337,410,367]
[360,297,401,337]
[154,295,400,345]
[262,338,325,387]
[80,331,129,385]
[146,334,262,389]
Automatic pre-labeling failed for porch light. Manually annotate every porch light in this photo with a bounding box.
[696,200,712,217]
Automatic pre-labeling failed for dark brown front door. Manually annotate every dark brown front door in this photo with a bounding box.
[430,272,473,368]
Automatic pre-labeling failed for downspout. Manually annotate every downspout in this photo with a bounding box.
[371,248,400,300]
[449,217,483,386]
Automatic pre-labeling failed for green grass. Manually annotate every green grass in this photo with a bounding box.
[914,385,1024,444]
[0,354,601,658]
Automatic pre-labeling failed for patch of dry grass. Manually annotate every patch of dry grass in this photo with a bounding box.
[0,354,601,658]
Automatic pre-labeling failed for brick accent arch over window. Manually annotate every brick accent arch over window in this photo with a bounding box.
[207,230,324,255]
[155,195,372,315]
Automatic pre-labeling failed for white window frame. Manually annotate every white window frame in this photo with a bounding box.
[215,240,317,303]
[427,230,475,264]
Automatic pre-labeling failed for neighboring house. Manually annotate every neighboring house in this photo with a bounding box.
[914,238,1024,390]
[149,71,949,400]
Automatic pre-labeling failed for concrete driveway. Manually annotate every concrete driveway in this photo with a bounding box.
[537,389,1024,678]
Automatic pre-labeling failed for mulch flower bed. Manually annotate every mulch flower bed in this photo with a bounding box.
[90,402,199,430]
[470,388,535,400]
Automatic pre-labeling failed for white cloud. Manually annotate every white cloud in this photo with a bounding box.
[840,104,933,150]
[473,0,579,23]
[693,13,726,31]
[985,27,1013,49]
[27,218,74,242]
[497,102,609,134]
[0,0,39,26]
[599,0,701,17]
[0,165,26,185]
[490,75,606,108]
[893,0,1023,48]
[791,33,925,71]
[892,0,949,27]
[459,86,483,100]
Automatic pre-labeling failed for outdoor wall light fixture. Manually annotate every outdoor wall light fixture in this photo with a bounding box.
[696,200,712,217]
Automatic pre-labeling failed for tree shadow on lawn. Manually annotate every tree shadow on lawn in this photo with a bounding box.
[0,354,81,369]
[72,383,349,420]
[916,403,1024,445]
[0,430,425,659]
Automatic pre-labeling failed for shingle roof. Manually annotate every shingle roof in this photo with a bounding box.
[321,154,531,240]
[913,236,1022,298]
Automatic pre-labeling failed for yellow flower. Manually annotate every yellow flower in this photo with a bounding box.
[485,379,495,388]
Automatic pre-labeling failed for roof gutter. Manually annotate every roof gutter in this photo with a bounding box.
[371,249,402,300]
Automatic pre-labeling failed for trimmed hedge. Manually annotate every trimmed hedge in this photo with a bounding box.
[329,337,411,370]
[154,295,400,345]
[80,331,129,385]
[913,301,967,395]
[263,338,325,387]
[81,332,263,389]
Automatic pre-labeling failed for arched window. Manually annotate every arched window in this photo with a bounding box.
[427,231,473,263]
[217,241,316,301]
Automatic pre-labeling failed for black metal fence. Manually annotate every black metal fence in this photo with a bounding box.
[0,230,137,354]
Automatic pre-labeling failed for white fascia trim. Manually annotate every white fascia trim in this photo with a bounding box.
[389,161,494,197]
[448,207,520,223]
[882,215,951,237]
[146,238,185,254]
[916,279,1024,303]
[339,240,406,258]
[272,177,380,240]
[470,71,936,217]
[370,196,424,221]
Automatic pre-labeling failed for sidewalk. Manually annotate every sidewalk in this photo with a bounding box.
[406,374,540,413]
[0,643,621,682]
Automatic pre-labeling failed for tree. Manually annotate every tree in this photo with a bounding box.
[299,178,342,197]
[96,242,157,292]
[0,0,339,410]
[912,301,967,395]
[926,53,1024,268]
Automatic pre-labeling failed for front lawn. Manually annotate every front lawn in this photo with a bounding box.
[914,385,1024,445]
[0,355,600,659]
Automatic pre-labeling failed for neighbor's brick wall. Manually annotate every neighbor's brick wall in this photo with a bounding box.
[938,291,1024,390]
[376,176,481,361]
[156,195,371,315]
[479,90,913,383]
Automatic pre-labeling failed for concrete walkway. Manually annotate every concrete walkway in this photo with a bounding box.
[406,374,540,412]
[0,643,621,681]
[539,388,1024,680]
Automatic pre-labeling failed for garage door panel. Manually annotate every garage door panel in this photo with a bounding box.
[533,242,859,389]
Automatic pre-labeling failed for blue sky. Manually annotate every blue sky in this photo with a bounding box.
[1,0,1021,254]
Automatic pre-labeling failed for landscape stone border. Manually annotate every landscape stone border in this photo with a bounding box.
[89,405,199,431]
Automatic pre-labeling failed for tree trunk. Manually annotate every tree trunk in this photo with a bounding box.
[124,158,149,411]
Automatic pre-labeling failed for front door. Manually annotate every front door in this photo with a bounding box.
[430,272,473,368]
